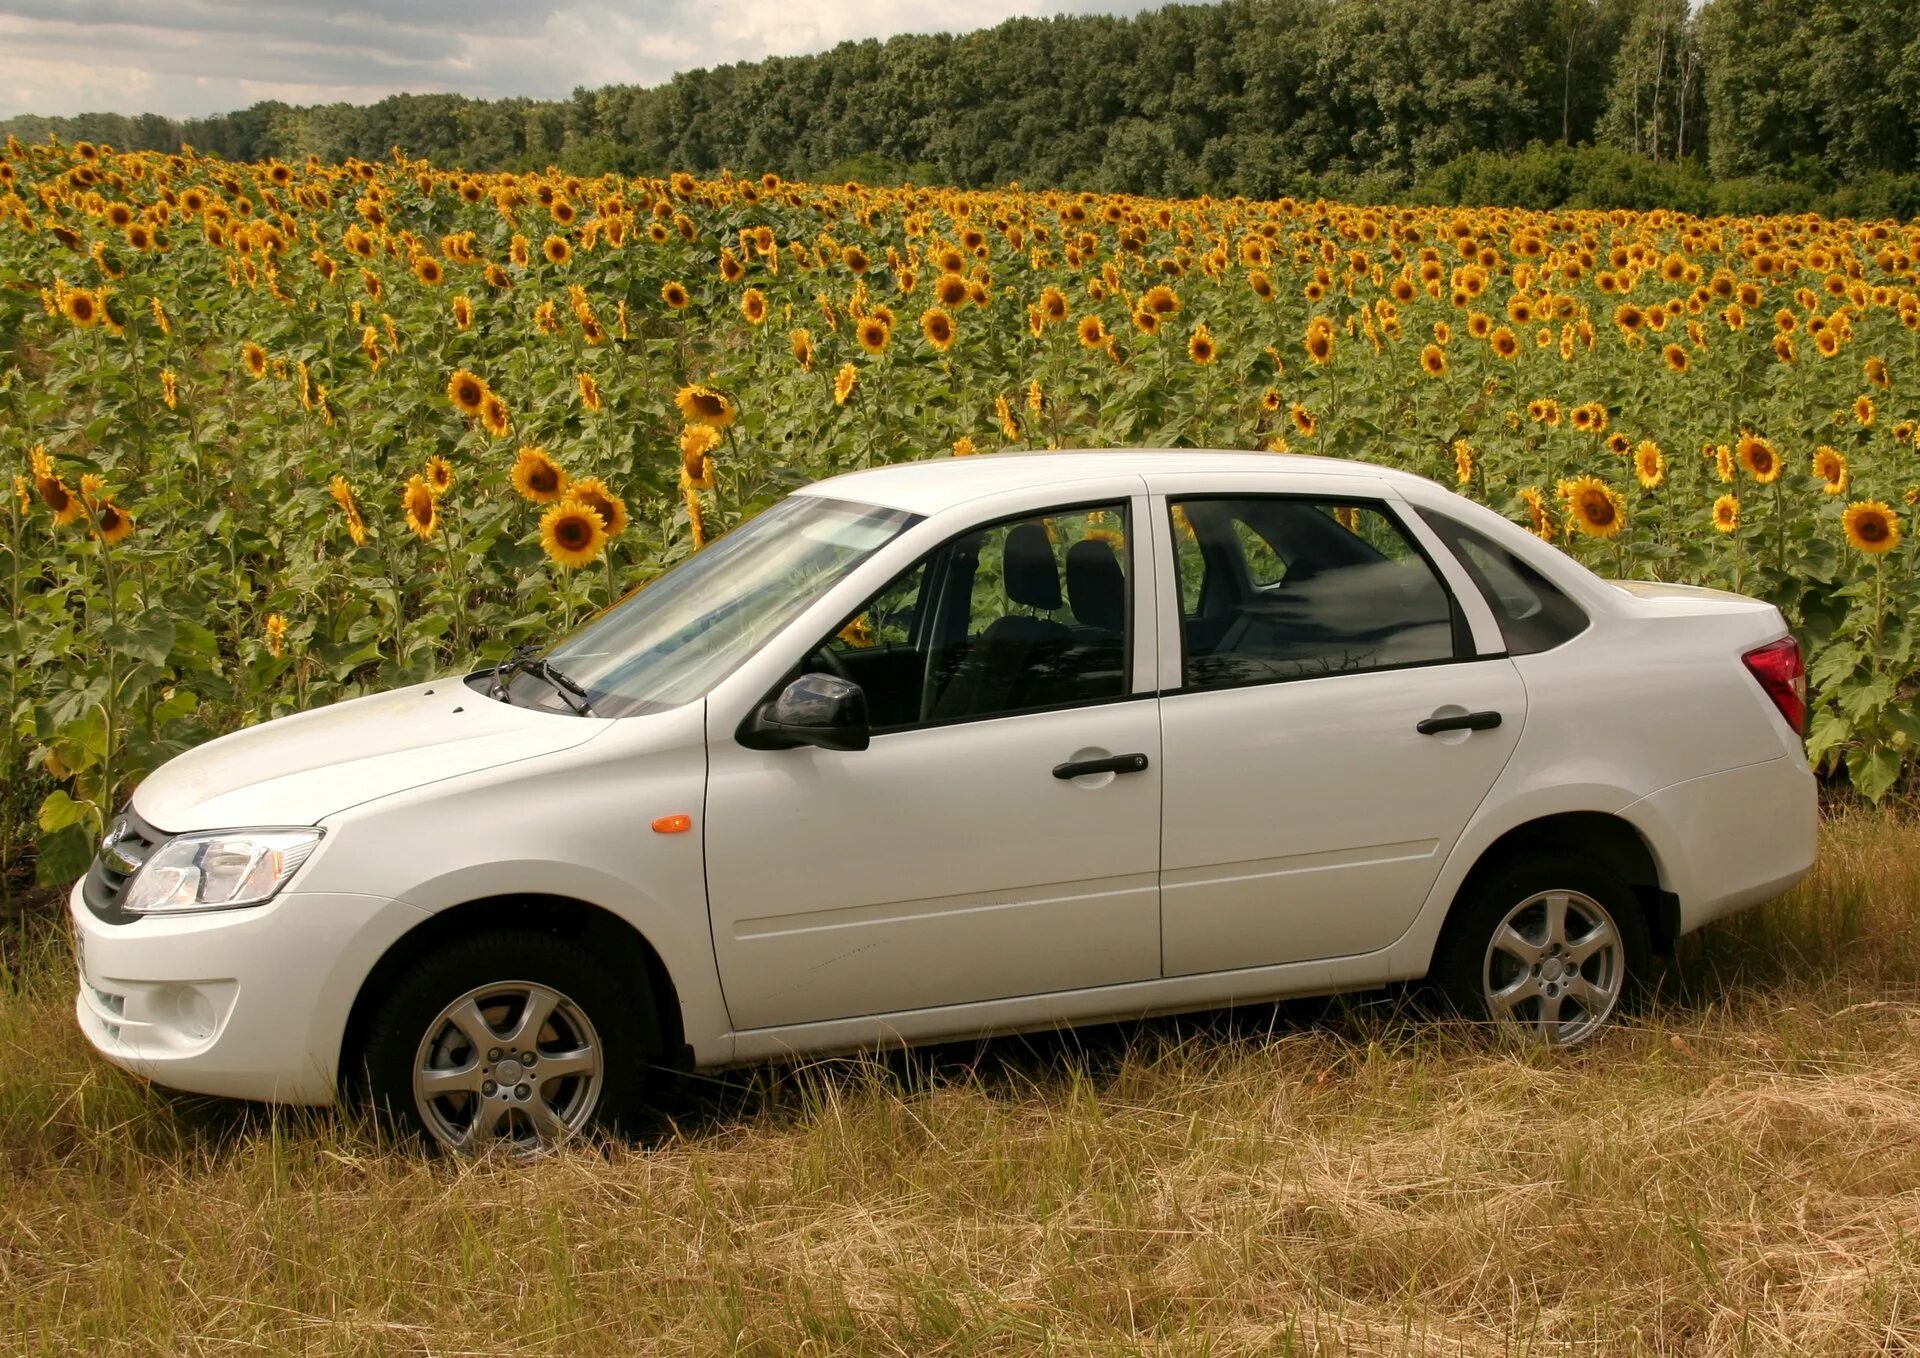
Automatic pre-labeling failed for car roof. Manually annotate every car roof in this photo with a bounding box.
[796,448,1425,516]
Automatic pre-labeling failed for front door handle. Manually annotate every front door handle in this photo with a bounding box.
[1417,710,1502,735]
[1053,752,1151,779]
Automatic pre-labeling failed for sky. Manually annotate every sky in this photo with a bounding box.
[0,0,1157,121]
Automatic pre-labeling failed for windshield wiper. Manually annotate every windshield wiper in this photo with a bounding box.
[488,644,596,716]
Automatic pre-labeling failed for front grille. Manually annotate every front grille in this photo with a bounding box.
[82,806,167,923]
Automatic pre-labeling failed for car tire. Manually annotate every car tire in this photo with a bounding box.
[359,929,659,1153]
[1431,850,1650,1046]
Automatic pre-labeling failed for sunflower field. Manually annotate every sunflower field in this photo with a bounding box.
[3,137,1919,887]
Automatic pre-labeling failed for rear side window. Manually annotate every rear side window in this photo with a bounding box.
[1414,506,1588,655]
[1169,496,1460,690]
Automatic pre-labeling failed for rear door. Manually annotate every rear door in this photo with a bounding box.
[1149,477,1525,975]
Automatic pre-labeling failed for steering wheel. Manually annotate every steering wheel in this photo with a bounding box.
[807,645,853,683]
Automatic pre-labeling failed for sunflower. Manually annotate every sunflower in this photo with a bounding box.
[426,456,455,496]
[578,371,602,413]
[1811,446,1848,495]
[61,288,100,327]
[402,474,438,540]
[329,474,368,546]
[264,613,287,659]
[1562,475,1625,539]
[89,497,133,545]
[1038,286,1068,322]
[1261,388,1282,412]
[1454,440,1475,485]
[1715,444,1736,483]
[1519,485,1554,539]
[452,295,473,329]
[1075,315,1108,349]
[569,476,629,538]
[1489,326,1520,360]
[1303,317,1334,364]
[661,280,690,310]
[1132,307,1160,335]
[680,425,720,486]
[1248,270,1275,301]
[243,341,269,378]
[542,234,571,265]
[1865,356,1890,388]
[446,368,489,416]
[675,383,737,429]
[1633,441,1666,490]
[934,273,969,307]
[1712,494,1740,534]
[1842,500,1901,554]
[789,328,814,370]
[1290,403,1317,438]
[31,448,84,527]
[833,363,857,407]
[1188,322,1217,365]
[540,498,607,568]
[511,447,568,503]
[1737,432,1781,484]
[741,287,768,325]
[1855,394,1876,427]
[952,436,978,457]
[855,316,891,355]
[1419,343,1447,376]
[1662,343,1689,373]
[480,393,511,439]
[920,307,956,352]
[1141,284,1181,316]
[413,255,444,286]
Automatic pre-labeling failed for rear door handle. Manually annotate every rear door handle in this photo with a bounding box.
[1417,710,1502,735]
[1053,752,1150,779]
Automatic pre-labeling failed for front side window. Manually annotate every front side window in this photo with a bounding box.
[803,503,1133,728]
[518,495,918,717]
[1169,496,1459,690]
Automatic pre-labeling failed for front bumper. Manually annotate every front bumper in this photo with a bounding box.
[70,880,429,1105]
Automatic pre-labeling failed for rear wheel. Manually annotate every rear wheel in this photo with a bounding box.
[1432,851,1649,1046]
[361,930,657,1154]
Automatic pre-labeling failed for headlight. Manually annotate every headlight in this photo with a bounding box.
[121,828,323,915]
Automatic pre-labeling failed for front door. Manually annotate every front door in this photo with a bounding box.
[704,499,1163,1031]
[1154,491,1525,975]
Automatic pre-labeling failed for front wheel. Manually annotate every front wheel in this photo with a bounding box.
[1432,851,1650,1046]
[360,930,658,1154]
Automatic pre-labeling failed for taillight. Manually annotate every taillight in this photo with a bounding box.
[1742,636,1806,736]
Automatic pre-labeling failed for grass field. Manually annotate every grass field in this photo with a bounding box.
[3,813,1919,1355]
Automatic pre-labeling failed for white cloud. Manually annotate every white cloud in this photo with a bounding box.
[0,0,1156,120]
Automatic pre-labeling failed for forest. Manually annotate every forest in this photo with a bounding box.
[4,0,1918,214]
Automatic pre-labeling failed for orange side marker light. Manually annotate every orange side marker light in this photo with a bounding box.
[651,814,694,834]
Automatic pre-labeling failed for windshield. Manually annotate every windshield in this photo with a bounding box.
[507,494,918,718]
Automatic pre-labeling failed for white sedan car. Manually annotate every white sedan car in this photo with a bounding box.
[71,451,1817,1151]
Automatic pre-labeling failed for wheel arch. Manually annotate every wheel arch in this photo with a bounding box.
[336,893,687,1098]
[1432,810,1680,963]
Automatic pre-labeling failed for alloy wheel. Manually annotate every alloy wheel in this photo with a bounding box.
[1480,889,1625,1045]
[410,981,604,1153]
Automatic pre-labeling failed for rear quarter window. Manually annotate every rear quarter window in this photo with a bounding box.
[1414,505,1588,655]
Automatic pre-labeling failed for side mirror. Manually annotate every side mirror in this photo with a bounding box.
[741,673,871,752]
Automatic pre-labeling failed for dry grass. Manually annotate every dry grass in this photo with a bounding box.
[5,815,1920,1355]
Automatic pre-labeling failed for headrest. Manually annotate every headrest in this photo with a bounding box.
[1066,538,1125,632]
[1003,522,1062,611]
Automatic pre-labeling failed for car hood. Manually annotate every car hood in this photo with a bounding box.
[132,678,610,831]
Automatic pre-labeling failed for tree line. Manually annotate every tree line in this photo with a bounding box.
[6,0,1918,213]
